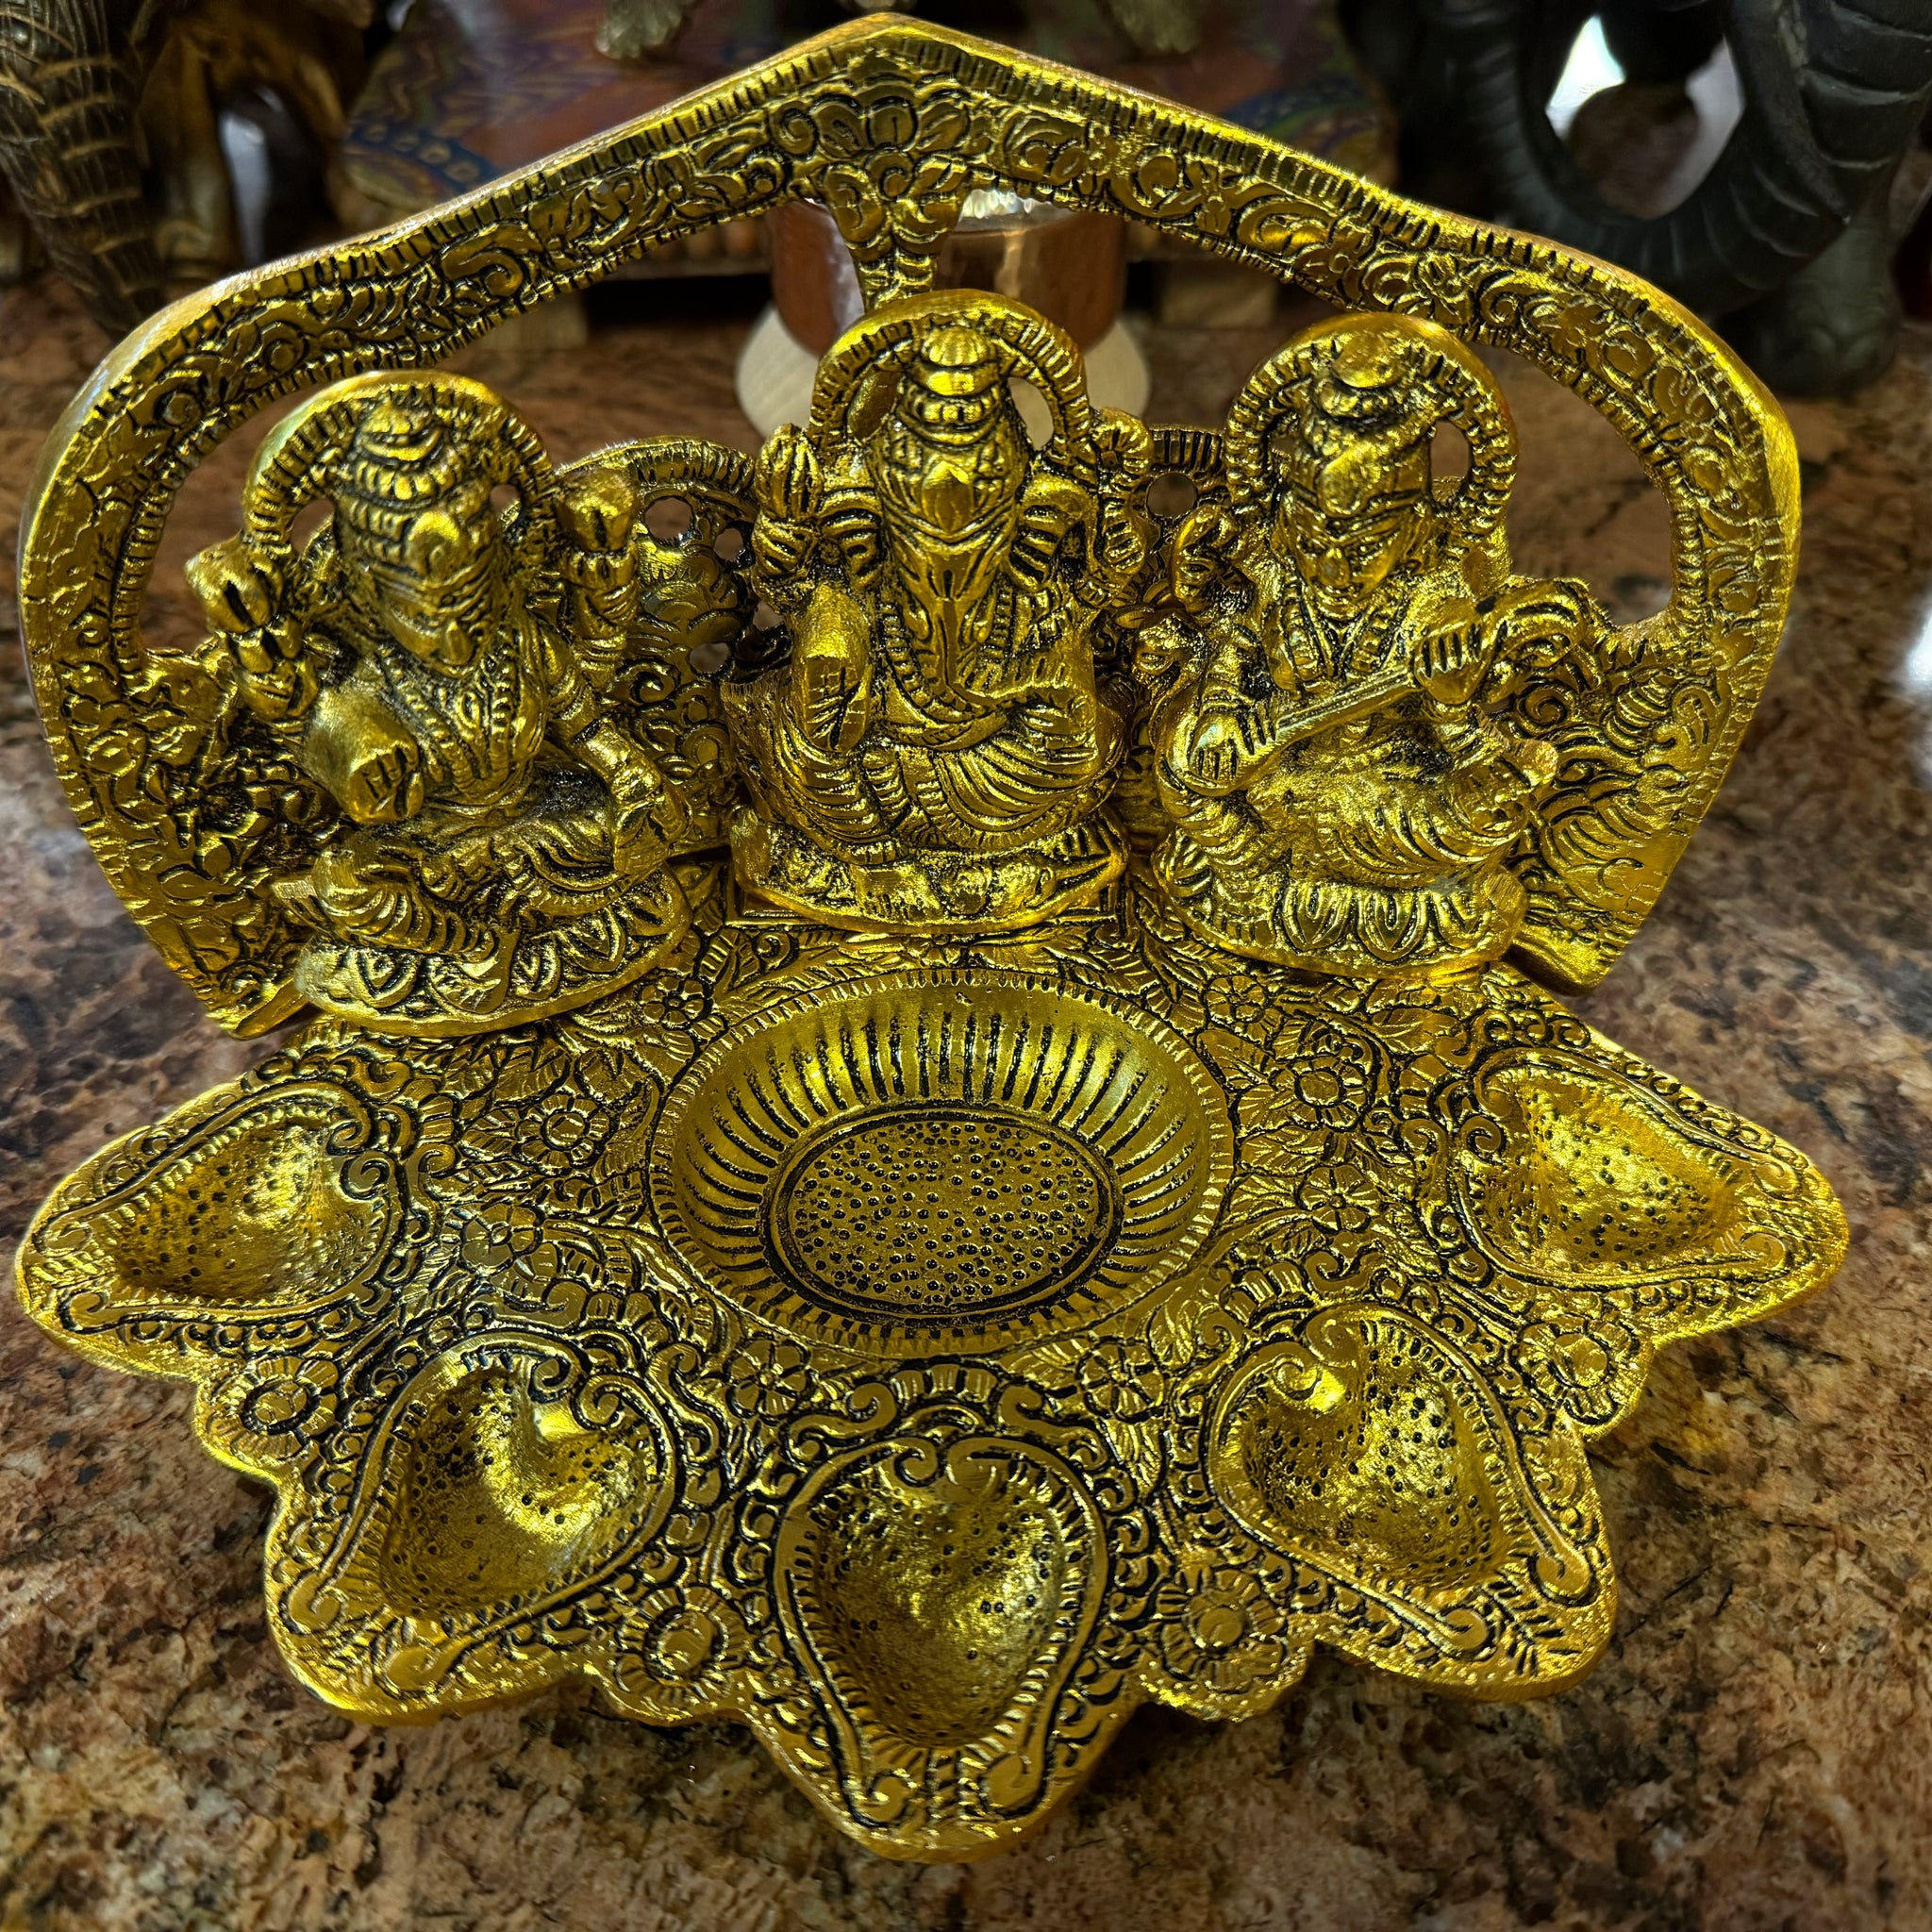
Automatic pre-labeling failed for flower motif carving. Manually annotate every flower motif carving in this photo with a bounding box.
[17,895,1844,1856]
[1077,1337,1164,1422]
[1153,1558,1295,1707]
[772,54,980,296]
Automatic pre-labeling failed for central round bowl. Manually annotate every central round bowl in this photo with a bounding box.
[650,971,1234,1357]
[769,1099,1123,1322]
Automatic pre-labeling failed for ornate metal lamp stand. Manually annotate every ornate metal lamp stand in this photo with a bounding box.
[15,17,1842,1860]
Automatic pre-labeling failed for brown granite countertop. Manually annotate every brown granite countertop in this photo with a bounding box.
[1,274,1927,1932]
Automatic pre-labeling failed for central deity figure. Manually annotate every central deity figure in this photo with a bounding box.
[724,293,1151,930]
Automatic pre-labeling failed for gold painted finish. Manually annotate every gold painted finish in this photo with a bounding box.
[650,969,1235,1356]
[1144,313,1586,976]
[724,288,1143,932]
[16,15,1841,1863]
[180,371,723,1035]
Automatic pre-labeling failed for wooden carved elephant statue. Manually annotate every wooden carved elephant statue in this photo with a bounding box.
[1344,0,1932,393]
[0,0,367,333]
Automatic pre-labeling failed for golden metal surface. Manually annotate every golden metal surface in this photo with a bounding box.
[16,15,1843,1862]
[725,287,1142,930]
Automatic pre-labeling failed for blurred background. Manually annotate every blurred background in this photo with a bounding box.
[3,0,1929,401]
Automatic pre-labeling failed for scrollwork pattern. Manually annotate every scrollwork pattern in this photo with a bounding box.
[23,17,1791,1026]
[17,868,1844,1857]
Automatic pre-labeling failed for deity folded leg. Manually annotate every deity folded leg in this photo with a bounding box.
[8,18,1850,1865]
[1143,314,1609,978]
[722,291,1150,931]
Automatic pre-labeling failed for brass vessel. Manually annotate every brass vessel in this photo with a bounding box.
[15,17,1842,1860]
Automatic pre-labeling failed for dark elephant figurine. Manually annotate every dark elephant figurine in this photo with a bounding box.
[1345,0,1932,393]
[0,0,366,334]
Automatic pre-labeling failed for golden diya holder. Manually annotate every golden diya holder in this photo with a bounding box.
[15,16,1843,1860]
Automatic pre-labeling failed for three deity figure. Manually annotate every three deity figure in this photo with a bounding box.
[188,296,1608,1020]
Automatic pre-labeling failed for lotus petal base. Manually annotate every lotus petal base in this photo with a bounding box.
[16,865,1844,1858]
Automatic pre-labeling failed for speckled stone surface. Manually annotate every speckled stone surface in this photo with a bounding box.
[2,271,1927,1932]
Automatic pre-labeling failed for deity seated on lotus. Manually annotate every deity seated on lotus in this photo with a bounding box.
[10,24,1844,1858]
[1138,314,1610,979]
[721,291,1151,931]
[183,373,750,1033]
